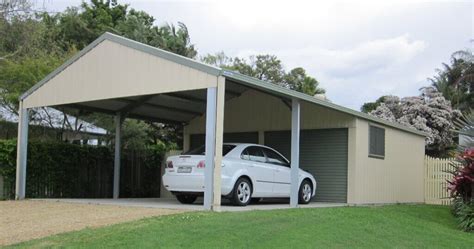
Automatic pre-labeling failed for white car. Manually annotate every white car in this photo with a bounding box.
[162,143,317,206]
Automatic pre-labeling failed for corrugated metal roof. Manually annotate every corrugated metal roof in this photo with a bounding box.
[20,32,426,137]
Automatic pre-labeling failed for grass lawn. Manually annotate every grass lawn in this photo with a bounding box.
[9,205,473,248]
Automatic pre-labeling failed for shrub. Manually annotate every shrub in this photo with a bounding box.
[451,198,474,232]
[448,148,474,202]
[0,140,166,199]
[448,148,474,232]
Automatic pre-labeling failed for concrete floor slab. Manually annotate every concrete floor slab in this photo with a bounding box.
[33,198,347,212]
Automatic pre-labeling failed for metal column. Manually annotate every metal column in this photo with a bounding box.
[15,102,29,200]
[212,77,225,211]
[113,113,122,199]
[290,98,301,207]
[204,87,217,210]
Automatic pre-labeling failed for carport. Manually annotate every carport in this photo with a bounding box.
[15,32,305,210]
[15,33,427,210]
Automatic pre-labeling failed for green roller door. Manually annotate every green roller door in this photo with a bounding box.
[189,132,259,150]
[264,129,348,203]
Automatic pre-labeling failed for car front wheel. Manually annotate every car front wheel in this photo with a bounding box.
[176,194,197,204]
[231,178,252,206]
[298,180,313,204]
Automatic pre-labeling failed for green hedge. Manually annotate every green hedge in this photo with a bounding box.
[0,140,165,199]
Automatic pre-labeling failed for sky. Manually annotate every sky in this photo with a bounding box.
[39,0,473,111]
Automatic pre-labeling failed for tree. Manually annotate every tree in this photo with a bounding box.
[45,1,196,58]
[0,0,33,20]
[369,87,462,156]
[155,22,197,58]
[200,51,233,68]
[0,53,64,115]
[284,67,325,96]
[360,96,391,113]
[201,52,325,96]
[430,49,474,113]
[0,0,198,148]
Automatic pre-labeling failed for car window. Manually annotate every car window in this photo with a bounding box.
[240,149,250,160]
[245,146,266,163]
[262,148,289,167]
[183,144,236,156]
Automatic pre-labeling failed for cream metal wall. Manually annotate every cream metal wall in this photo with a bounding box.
[185,88,357,203]
[184,89,356,150]
[348,118,425,204]
[23,39,218,108]
[185,88,426,204]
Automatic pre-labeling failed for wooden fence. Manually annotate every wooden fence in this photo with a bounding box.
[424,155,458,205]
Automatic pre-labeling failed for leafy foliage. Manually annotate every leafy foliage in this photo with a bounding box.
[43,0,196,57]
[284,67,326,96]
[369,87,461,156]
[361,96,389,113]
[451,198,474,232]
[448,107,474,232]
[0,0,197,149]
[448,148,474,202]
[0,53,67,115]
[430,49,474,113]
[201,52,325,96]
[453,110,474,149]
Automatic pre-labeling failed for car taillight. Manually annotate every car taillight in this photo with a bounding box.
[166,161,173,168]
[197,160,205,168]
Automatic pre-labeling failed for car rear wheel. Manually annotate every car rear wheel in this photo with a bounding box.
[176,195,197,204]
[298,180,313,204]
[231,178,252,206]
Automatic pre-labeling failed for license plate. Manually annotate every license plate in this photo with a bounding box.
[177,166,192,173]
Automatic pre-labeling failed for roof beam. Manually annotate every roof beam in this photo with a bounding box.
[116,98,203,116]
[225,89,242,97]
[64,104,186,125]
[159,94,207,107]
[162,90,243,105]
[118,95,155,113]
[164,93,207,104]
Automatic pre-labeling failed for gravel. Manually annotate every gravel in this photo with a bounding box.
[0,200,186,246]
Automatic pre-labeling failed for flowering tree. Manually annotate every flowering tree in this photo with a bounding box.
[369,87,462,155]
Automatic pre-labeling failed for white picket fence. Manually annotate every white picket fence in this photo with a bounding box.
[424,155,459,205]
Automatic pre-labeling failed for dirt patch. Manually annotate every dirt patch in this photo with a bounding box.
[0,200,187,246]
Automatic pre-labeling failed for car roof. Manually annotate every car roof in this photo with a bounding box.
[224,143,266,147]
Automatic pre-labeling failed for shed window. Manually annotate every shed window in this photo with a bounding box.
[369,125,385,159]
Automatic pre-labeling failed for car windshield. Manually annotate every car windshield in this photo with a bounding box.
[183,144,236,156]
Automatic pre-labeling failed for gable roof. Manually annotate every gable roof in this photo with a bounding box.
[20,32,426,137]
[20,32,221,101]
